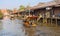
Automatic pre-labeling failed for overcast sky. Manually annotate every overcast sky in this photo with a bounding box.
[0,0,53,9]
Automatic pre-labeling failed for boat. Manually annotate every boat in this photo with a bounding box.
[23,15,38,27]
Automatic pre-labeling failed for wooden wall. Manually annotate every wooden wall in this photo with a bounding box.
[53,7,60,15]
[33,8,46,16]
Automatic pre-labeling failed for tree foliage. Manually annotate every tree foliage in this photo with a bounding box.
[7,9,12,12]
[19,5,25,11]
[0,10,3,19]
[25,5,31,12]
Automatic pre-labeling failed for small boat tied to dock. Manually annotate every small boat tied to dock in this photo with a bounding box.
[23,15,38,27]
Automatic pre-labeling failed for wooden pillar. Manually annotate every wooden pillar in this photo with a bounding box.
[43,14,44,24]
[46,18,47,24]
[51,18,52,26]
[56,17,58,27]
[43,17,44,24]
[18,12,20,17]
[48,18,51,24]
[17,13,19,17]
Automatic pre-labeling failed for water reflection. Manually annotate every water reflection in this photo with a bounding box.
[0,20,2,30]
[0,18,25,36]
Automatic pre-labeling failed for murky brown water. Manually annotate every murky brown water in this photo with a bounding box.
[25,25,60,36]
[0,17,60,36]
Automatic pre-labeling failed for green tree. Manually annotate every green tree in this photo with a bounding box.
[19,5,25,11]
[25,5,31,12]
[0,10,3,19]
[7,9,12,12]
[26,5,31,9]
[7,9,12,14]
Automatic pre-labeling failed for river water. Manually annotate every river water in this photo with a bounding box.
[0,17,60,36]
[0,17,25,36]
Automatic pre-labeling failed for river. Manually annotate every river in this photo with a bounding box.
[0,16,60,36]
[0,17,25,36]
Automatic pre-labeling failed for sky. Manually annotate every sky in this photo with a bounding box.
[0,0,53,9]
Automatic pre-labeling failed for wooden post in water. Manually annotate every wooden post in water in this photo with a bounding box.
[17,13,19,17]
[51,18,52,26]
[43,14,44,24]
[56,17,58,27]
